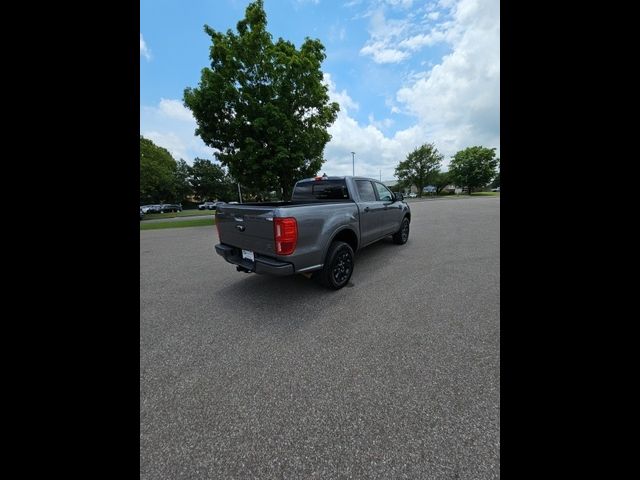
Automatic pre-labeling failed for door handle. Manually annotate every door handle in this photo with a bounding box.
[364,207,370,212]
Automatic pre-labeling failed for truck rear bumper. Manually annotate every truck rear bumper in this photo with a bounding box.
[215,243,295,276]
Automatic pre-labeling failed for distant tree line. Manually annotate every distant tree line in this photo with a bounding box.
[394,143,499,197]
[140,135,238,205]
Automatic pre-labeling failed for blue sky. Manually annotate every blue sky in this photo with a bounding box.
[141,0,499,181]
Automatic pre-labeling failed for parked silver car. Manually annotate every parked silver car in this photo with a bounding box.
[141,204,161,214]
[198,201,225,210]
[160,204,182,213]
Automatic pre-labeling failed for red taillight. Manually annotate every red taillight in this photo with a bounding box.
[274,217,297,255]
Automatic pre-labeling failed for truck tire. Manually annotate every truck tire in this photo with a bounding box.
[318,241,354,290]
[392,217,410,244]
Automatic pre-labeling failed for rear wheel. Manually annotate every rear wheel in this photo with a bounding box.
[318,241,354,290]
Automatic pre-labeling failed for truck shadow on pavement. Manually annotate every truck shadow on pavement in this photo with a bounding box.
[215,237,400,301]
[212,238,403,329]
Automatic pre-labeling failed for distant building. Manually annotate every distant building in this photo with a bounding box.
[382,180,419,194]
[382,180,418,194]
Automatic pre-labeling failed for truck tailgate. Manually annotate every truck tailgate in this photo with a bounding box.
[216,205,276,256]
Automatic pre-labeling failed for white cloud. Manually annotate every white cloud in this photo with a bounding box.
[396,0,500,160]
[398,29,448,50]
[428,11,441,20]
[322,75,413,180]
[323,113,407,180]
[383,0,414,8]
[140,99,214,163]
[347,0,413,10]
[358,8,412,65]
[158,98,194,122]
[324,0,499,178]
[368,113,394,129]
[359,6,450,63]
[140,33,151,60]
[323,73,359,114]
[369,9,409,39]
[142,131,189,162]
[360,44,409,63]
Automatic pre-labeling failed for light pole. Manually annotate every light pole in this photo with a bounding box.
[237,183,243,203]
[351,152,355,176]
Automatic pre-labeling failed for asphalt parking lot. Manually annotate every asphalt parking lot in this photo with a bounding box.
[140,196,500,479]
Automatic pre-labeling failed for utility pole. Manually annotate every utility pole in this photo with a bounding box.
[237,183,243,203]
[351,152,355,176]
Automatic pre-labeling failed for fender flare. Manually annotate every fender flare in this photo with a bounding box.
[321,226,359,264]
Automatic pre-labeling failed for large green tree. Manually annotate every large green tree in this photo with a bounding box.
[395,177,413,194]
[490,169,500,189]
[184,0,339,200]
[449,146,498,195]
[140,136,178,203]
[433,170,452,194]
[190,158,234,201]
[394,143,443,197]
[174,159,193,203]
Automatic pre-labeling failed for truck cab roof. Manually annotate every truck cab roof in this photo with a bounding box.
[298,175,380,182]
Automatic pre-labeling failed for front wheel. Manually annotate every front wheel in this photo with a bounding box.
[317,241,354,290]
[393,217,410,244]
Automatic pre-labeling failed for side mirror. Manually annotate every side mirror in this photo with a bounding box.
[396,193,404,201]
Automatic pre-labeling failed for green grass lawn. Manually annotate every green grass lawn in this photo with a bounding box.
[406,192,499,200]
[143,209,215,220]
[470,191,500,196]
[140,217,215,230]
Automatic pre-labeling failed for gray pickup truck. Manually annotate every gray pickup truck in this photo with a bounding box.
[214,176,411,289]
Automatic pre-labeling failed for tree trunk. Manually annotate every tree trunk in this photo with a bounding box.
[282,185,291,201]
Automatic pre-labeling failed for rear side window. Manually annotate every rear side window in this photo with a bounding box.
[292,180,350,201]
[355,180,377,201]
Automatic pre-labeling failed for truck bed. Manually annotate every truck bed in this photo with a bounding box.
[222,200,353,208]
[216,201,360,271]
